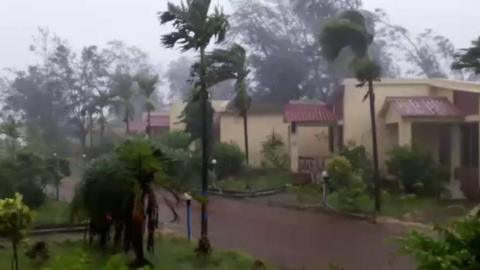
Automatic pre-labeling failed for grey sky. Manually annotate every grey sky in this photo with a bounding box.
[1,0,479,73]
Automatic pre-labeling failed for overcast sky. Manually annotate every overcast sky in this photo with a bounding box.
[1,0,480,73]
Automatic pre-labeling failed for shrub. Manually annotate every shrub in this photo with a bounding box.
[386,145,449,198]
[398,215,480,270]
[326,156,369,211]
[261,132,289,169]
[157,131,191,150]
[213,143,245,180]
[340,144,373,189]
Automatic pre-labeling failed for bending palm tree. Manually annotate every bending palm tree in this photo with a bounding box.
[206,44,251,164]
[136,73,159,138]
[160,0,229,253]
[452,37,480,74]
[320,10,382,212]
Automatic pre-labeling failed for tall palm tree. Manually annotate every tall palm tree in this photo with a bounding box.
[111,72,135,134]
[136,73,159,139]
[320,10,382,212]
[207,44,252,164]
[92,91,113,145]
[452,37,480,74]
[160,0,229,253]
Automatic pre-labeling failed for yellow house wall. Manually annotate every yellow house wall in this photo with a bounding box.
[343,82,445,171]
[169,102,186,131]
[219,113,331,167]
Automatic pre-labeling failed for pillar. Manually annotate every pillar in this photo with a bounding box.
[398,120,412,147]
[290,122,299,173]
[450,124,464,199]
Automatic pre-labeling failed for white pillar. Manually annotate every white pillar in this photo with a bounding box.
[450,124,464,199]
[290,123,299,173]
[398,120,412,147]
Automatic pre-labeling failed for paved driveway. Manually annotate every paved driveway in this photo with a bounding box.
[159,196,414,270]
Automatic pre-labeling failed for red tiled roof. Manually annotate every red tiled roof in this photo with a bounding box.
[383,96,464,118]
[284,103,338,123]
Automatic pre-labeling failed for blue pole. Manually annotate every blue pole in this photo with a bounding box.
[186,199,192,241]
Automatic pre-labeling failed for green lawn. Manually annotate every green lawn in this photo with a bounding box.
[215,170,292,192]
[0,235,273,270]
[289,185,470,223]
[34,200,71,225]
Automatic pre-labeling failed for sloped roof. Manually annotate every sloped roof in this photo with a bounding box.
[381,96,464,118]
[284,102,338,123]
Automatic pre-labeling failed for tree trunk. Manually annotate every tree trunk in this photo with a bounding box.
[147,109,151,139]
[12,242,18,270]
[80,133,87,154]
[198,45,211,254]
[368,79,381,213]
[243,111,249,164]
[100,112,105,146]
[125,116,130,135]
[89,112,94,148]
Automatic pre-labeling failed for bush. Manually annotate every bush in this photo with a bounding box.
[213,143,245,180]
[261,132,289,169]
[340,144,373,189]
[386,145,449,198]
[326,156,369,211]
[398,215,480,270]
[157,131,191,150]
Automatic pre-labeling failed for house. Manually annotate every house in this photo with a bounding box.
[127,112,170,136]
[168,78,480,200]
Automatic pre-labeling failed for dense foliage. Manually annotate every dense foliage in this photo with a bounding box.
[212,143,245,180]
[326,156,368,212]
[386,145,449,198]
[398,215,480,270]
[260,132,289,169]
[0,193,33,270]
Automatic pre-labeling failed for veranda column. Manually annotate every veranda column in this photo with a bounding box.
[398,120,412,147]
[290,122,299,173]
[450,124,463,199]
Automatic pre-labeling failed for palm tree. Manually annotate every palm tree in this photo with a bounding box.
[452,37,480,74]
[136,73,159,138]
[320,10,382,212]
[207,44,251,164]
[92,91,113,145]
[111,72,135,134]
[160,0,229,253]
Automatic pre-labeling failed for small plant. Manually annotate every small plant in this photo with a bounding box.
[0,193,33,270]
[25,241,49,261]
[398,214,480,270]
[213,142,245,180]
[340,143,373,189]
[386,145,449,198]
[261,131,289,169]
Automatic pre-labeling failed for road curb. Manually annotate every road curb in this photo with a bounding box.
[208,187,287,198]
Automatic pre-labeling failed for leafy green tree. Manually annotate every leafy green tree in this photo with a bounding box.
[160,0,229,253]
[320,10,382,212]
[136,73,160,138]
[0,193,33,270]
[452,37,480,74]
[206,44,251,164]
[46,154,71,201]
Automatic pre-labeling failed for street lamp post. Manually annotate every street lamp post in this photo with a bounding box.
[184,192,192,241]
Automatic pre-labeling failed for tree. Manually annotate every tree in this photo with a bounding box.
[136,73,160,138]
[166,56,194,102]
[160,0,229,254]
[0,193,33,270]
[46,154,71,201]
[0,116,21,157]
[72,139,179,267]
[452,37,480,74]
[320,10,382,212]
[206,44,251,163]
[111,72,136,134]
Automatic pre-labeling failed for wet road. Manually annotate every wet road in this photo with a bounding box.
[159,197,414,270]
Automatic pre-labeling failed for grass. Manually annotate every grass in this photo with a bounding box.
[216,169,292,192]
[33,200,71,225]
[288,185,470,223]
[0,235,272,270]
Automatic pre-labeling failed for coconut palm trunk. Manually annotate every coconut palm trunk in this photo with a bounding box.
[147,109,151,138]
[199,46,210,241]
[368,79,381,212]
[99,112,105,146]
[243,111,249,164]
